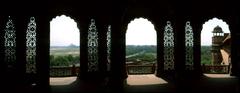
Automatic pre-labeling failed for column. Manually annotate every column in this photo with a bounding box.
[0,16,7,91]
[96,19,108,79]
[78,17,89,79]
[108,17,127,91]
[174,16,186,77]
[154,20,165,77]
[229,15,239,76]
[35,16,50,92]
[191,19,203,77]
[15,16,28,84]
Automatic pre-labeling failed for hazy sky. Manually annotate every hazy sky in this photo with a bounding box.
[126,18,157,45]
[201,18,230,46]
[50,16,230,46]
[50,15,80,46]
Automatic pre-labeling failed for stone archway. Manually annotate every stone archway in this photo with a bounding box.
[201,17,231,75]
[49,14,80,85]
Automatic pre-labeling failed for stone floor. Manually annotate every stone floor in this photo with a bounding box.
[50,75,168,86]
[50,77,77,85]
[126,74,168,85]
[49,74,239,93]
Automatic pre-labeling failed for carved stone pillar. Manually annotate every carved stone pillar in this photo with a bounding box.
[2,16,18,89]
[15,16,28,84]
[154,20,165,77]
[191,19,203,77]
[25,16,38,85]
[0,16,7,91]
[96,19,108,79]
[174,17,186,76]
[108,17,127,91]
[35,16,50,92]
[229,16,239,76]
[78,17,90,79]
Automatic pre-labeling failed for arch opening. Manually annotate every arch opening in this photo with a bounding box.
[201,17,231,76]
[125,18,167,85]
[49,15,80,85]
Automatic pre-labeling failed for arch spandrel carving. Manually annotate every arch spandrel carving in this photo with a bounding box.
[26,17,37,73]
[88,19,99,72]
[185,21,194,70]
[4,16,16,67]
[164,21,174,70]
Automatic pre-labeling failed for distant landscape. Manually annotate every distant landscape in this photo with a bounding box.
[50,45,79,66]
[126,45,157,65]
[49,45,212,66]
[201,46,212,65]
[50,45,79,56]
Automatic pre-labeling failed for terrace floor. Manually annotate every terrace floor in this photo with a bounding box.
[50,77,77,85]
[50,74,239,93]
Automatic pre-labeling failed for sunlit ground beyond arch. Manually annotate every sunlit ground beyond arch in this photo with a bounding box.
[127,75,168,85]
[50,77,77,85]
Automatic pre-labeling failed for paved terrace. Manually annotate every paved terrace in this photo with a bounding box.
[50,74,239,93]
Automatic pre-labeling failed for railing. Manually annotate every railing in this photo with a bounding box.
[127,64,156,74]
[202,65,229,74]
[49,64,229,77]
[50,66,79,77]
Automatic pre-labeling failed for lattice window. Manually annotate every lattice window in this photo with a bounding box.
[88,19,98,72]
[107,25,111,71]
[26,17,37,73]
[163,21,174,70]
[185,21,194,70]
[4,16,16,67]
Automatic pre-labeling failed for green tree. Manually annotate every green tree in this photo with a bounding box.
[201,46,212,65]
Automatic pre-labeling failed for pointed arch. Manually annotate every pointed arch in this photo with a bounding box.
[126,18,157,45]
[125,17,157,74]
[201,17,231,74]
[201,17,230,46]
[49,14,80,77]
[50,15,80,46]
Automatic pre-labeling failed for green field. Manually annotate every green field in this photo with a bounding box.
[126,45,157,65]
[49,45,212,66]
[50,46,80,66]
[50,46,79,56]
